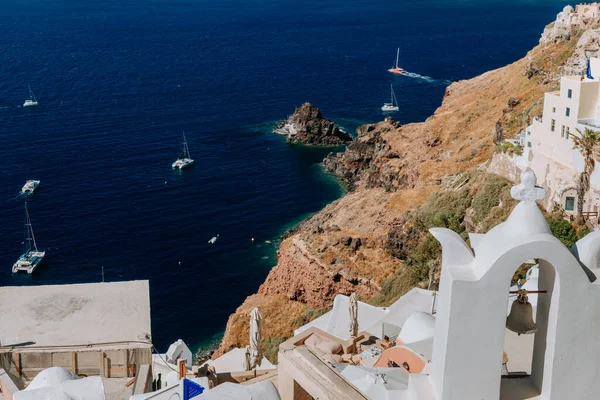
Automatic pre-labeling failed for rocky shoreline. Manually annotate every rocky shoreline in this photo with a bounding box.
[274,102,352,146]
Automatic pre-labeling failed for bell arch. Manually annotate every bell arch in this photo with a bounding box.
[431,233,596,400]
[481,240,592,399]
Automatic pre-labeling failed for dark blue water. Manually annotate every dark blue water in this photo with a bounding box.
[0,0,568,352]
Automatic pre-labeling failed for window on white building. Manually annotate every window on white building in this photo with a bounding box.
[568,89,573,98]
[552,107,556,113]
[566,107,571,117]
[551,119,556,131]
[566,126,570,137]
[566,196,575,211]
[527,141,532,148]
[561,125,565,137]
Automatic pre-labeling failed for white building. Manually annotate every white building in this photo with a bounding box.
[499,57,600,215]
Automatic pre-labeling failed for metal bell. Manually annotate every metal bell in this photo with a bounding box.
[506,291,537,335]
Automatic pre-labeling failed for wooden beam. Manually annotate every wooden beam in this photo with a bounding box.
[509,290,547,294]
[72,352,78,375]
[14,352,21,377]
[178,359,186,380]
[99,352,105,378]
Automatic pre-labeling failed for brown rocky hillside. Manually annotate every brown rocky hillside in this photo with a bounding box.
[213,21,598,362]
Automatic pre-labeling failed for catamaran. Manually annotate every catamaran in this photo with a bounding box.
[381,85,399,112]
[387,48,405,75]
[12,202,46,274]
[23,84,38,108]
[172,131,194,169]
[21,180,40,195]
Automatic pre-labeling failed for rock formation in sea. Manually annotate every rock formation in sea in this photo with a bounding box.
[214,16,596,362]
[274,102,352,146]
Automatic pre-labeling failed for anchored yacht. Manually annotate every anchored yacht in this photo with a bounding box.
[172,132,194,169]
[12,202,46,274]
[23,84,38,107]
[381,85,399,112]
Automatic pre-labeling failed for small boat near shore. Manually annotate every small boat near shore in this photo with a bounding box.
[23,84,38,108]
[172,132,194,169]
[21,180,40,194]
[381,85,399,112]
[387,48,405,75]
[12,202,46,274]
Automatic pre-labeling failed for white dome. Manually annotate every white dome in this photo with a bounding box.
[26,367,79,391]
[398,312,435,344]
[563,5,574,14]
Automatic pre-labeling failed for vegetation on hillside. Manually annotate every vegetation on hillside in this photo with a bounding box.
[370,174,591,307]
[546,212,589,248]
[572,128,600,223]
[370,171,517,306]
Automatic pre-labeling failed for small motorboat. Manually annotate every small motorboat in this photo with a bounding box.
[21,180,40,194]
[208,234,219,244]
[172,131,194,169]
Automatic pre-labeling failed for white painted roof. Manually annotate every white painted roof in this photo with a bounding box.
[0,281,151,347]
[325,295,390,340]
[295,288,435,341]
[166,339,193,369]
[14,367,105,400]
[200,348,275,373]
[397,312,435,344]
[197,380,281,400]
[130,378,209,400]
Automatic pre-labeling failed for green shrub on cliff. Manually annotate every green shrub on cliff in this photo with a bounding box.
[545,213,590,248]
[471,174,514,223]
[263,336,287,364]
[411,189,472,233]
[292,307,330,329]
[372,171,516,307]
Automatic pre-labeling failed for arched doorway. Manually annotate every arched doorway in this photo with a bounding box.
[500,258,556,399]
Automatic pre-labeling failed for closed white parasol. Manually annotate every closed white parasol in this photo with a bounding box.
[244,307,263,371]
[349,293,359,339]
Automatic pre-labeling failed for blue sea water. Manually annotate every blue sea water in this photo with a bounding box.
[0,0,569,352]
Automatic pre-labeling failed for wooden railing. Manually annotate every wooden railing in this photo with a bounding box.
[556,204,599,224]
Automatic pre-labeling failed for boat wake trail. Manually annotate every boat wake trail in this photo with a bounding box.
[403,71,452,86]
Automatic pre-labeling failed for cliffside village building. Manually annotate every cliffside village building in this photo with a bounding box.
[555,3,600,32]
[498,56,600,217]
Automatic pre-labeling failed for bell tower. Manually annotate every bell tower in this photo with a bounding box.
[428,171,599,400]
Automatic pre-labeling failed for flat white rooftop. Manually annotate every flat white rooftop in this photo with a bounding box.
[0,280,151,348]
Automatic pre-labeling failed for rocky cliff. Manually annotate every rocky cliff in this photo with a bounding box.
[274,102,352,145]
[214,17,590,362]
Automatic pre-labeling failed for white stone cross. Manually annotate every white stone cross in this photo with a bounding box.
[510,171,546,202]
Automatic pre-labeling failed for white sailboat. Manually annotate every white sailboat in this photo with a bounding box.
[12,202,46,274]
[381,85,399,112]
[387,48,405,75]
[23,84,38,107]
[172,131,194,169]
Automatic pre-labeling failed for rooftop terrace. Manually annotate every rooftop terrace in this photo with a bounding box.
[0,280,151,349]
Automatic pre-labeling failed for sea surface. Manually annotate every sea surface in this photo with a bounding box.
[0,0,569,352]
